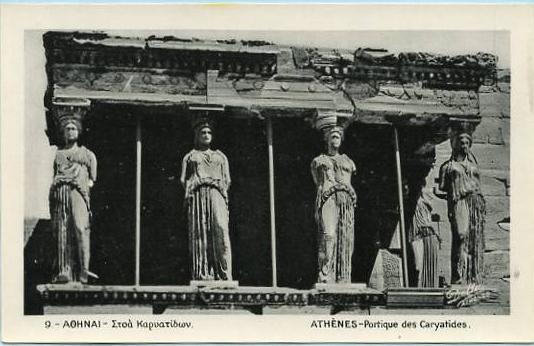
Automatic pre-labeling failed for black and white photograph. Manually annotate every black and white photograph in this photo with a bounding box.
[2,4,534,343]
[23,28,511,314]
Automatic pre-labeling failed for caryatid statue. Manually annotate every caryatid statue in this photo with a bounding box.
[435,128,486,285]
[409,180,441,288]
[180,117,233,281]
[311,114,357,284]
[49,107,98,284]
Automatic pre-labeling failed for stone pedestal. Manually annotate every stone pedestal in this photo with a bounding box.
[43,304,153,315]
[386,287,445,308]
[190,280,239,289]
[313,283,367,292]
[36,284,385,315]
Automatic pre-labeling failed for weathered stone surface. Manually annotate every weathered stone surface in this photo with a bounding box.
[51,66,207,95]
[472,117,507,145]
[45,31,489,139]
[162,306,254,314]
[44,32,279,74]
[331,307,372,315]
[484,196,510,252]
[190,280,239,289]
[479,91,510,118]
[263,305,333,314]
[43,304,153,315]
[36,284,384,315]
[369,249,404,290]
[484,250,510,279]
[471,144,510,171]
[480,174,507,197]
[313,283,368,292]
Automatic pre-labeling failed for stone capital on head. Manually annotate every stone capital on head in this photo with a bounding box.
[449,121,475,149]
[191,116,215,134]
[313,110,350,142]
[48,97,91,144]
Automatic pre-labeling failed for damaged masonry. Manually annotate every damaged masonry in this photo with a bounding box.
[25,31,510,315]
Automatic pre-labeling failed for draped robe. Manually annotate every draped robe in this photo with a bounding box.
[182,149,232,281]
[311,153,357,284]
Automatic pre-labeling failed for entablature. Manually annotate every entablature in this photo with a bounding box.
[44,31,494,143]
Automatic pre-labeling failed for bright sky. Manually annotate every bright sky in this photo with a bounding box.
[25,30,509,218]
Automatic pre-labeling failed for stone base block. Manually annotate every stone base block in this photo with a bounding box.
[313,283,368,293]
[190,280,239,289]
[386,287,445,308]
[36,284,386,315]
[43,304,153,315]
